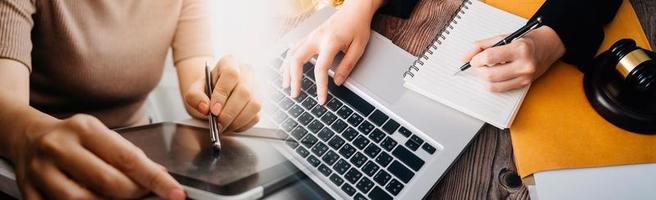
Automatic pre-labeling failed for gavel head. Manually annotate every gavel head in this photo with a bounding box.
[609,39,656,93]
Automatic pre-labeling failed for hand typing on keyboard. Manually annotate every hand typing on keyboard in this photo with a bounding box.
[281,0,385,105]
[269,55,440,199]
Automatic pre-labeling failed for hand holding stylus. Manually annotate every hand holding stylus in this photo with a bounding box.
[183,56,261,133]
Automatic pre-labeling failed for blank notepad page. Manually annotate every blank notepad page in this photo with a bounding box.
[403,0,528,129]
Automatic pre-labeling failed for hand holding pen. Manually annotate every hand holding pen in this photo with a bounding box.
[456,18,543,74]
[181,56,262,147]
[459,18,567,92]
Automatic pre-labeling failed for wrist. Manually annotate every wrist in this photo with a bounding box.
[530,26,565,65]
[343,0,385,18]
[4,108,58,162]
[540,26,565,60]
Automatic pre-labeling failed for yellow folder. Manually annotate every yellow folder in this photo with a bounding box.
[483,0,656,177]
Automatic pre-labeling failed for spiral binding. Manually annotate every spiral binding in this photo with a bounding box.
[403,0,473,78]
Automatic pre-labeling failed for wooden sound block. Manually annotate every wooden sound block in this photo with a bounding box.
[584,50,656,134]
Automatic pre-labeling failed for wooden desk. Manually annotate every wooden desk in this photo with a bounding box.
[372,0,655,199]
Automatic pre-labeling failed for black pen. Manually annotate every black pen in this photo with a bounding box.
[454,17,543,75]
[205,62,222,154]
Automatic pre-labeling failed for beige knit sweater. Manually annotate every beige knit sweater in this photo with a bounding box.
[0,0,213,128]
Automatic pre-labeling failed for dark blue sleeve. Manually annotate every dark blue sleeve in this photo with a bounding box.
[530,0,622,68]
[377,0,419,19]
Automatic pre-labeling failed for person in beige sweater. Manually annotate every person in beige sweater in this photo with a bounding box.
[0,0,261,199]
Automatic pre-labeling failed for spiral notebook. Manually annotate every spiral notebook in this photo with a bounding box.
[403,0,529,129]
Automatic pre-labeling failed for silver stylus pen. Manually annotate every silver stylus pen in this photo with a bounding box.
[205,63,222,154]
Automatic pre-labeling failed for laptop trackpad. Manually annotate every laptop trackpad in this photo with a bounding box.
[336,32,484,140]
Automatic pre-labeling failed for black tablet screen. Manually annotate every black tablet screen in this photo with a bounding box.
[117,123,295,195]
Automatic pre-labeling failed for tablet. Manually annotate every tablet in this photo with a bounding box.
[117,122,301,199]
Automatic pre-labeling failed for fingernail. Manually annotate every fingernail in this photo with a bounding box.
[334,75,344,85]
[211,103,222,115]
[317,96,324,105]
[198,102,209,114]
[295,89,302,98]
[157,163,167,171]
[168,188,185,200]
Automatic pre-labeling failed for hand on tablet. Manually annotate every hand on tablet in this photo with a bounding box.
[463,26,565,92]
[282,0,384,104]
[184,56,261,132]
[12,114,184,199]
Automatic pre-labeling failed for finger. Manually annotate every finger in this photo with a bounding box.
[288,42,317,98]
[462,35,506,62]
[333,39,367,86]
[282,37,308,89]
[211,56,241,116]
[76,118,185,200]
[184,80,211,116]
[471,62,522,82]
[29,159,99,200]
[233,117,260,132]
[218,83,251,131]
[228,99,261,131]
[18,180,42,200]
[484,76,532,92]
[281,58,291,88]
[314,43,340,105]
[239,63,254,91]
[470,42,517,67]
[45,139,146,199]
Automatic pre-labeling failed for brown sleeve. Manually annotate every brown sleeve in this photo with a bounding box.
[171,0,214,65]
[0,0,36,71]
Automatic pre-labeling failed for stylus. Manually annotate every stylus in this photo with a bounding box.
[205,62,222,154]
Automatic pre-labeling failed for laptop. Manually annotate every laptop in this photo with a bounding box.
[263,8,484,200]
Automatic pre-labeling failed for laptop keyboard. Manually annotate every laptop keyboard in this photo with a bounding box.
[266,51,440,200]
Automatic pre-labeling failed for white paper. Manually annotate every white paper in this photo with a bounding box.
[404,0,528,128]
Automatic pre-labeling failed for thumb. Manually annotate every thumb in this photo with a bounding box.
[462,35,507,62]
[184,79,211,117]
